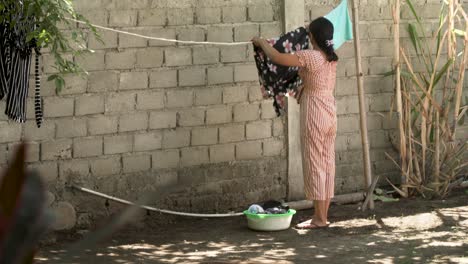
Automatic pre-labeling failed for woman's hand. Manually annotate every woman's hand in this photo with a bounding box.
[251,36,266,47]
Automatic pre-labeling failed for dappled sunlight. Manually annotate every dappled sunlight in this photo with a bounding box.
[381,212,443,230]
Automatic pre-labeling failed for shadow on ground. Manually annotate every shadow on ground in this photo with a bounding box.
[37,191,468,264]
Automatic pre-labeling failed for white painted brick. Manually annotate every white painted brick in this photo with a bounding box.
[43,97,74,118]
[41,139,72,161]
[196,8,221,24]
[120,72,148,90]
[209,144,235,163]
[90,156,121,177]
[56,118,87,138]
[178,109,205,127]
[236,140,262,160]
[73,137,103,158]
[104,135,133,154]
[165,48,192,66]
[193,47,219,65]
[179,68,206,87]
[0,122,22,143]
[195,87,222,106]
[119,112,148,132]
[246,120,272,140]
[105,50,136,70]
[234,64,258,82]
[248,5,274,22]
[88,71,119,93]
[123,154,151,173]
[263,138,284,157]
[206,106,232,124]
[181,147,209,167]
[208,66,234,85]
[75,94,105,116]
[152,149,180,169]
[222,6,246,23]
[219,124,245,143]
[136,91,164,110]
[192,127,218,146]
[207,26,233,42]
[136,48,164,68]
[162,129,191,149]
[150,70,178,88]
[166,90,193,108]
[234,24,259,42]
[109,10,137,27]
[24,121,54,141]
[234,103,260,122]
[88,115,118,135]
[138,9,166,26]
[105,92,136,113]
[149,111,177,129]
[134,132,162,151]
[167,8,194,25]
[223,86,248,104]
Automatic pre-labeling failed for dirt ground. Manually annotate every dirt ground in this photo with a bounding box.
[37,190,468,264]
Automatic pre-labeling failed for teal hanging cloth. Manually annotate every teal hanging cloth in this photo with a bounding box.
[325,0,353,49]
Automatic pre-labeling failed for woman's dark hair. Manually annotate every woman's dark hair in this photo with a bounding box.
[309,17,339,62]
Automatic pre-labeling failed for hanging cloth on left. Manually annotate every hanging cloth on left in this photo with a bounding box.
[0,1,43,127]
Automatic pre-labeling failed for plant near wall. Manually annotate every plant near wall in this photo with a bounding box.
[388,0,467,198]
[0,0,100,92]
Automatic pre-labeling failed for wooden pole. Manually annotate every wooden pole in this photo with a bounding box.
[350,0,374,210]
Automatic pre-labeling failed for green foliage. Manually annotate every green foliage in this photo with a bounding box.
[0,0,100,92]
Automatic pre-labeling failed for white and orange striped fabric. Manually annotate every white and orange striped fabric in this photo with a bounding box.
[296,49,337,201]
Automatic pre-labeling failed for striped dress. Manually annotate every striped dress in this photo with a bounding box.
[296,49,337,201]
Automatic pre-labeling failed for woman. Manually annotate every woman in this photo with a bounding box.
[252,17,338,229]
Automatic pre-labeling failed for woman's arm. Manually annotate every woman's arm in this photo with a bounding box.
[252,37,301,67]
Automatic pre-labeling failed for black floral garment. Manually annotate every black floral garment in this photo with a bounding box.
[253,27,309,116]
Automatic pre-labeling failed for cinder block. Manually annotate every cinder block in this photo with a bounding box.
[59,159,89,178]
[24,121,54,141]
[149,111,177,129]
[152,149,180,169]
[193,47,219,65]
[233,103,260,122]
[263,138,284,157]
[337,115,360,133]
[0,122,22,143]
[207,66,234,85]
[163,129,191,149]
[261,101,277,119]
[88,71,119,93]
[248,85,264,102]
[336,77,358,96]
[248,5,274,22]
[336,96,360,115]
[196,8,221,24]
[167,8,194,25]
[219,124,245,143]
[361,40,393,58]
[206,106,232,124]
[368,57,392,75]
[335,135,348,152]
[260,23,282,38]
[136,48,164,68]
[246,120,272,140]
[134,132,162,152]
[369,93,392,112]
[56,118,87,138]
[104,135,133,154]
[8,142,40,163]
[234,64,258,82]
[90,156,121,177]
[88,115,118,135]
[369,131,391,149]
[78,10,108,26]
[74,51,105,72]
[236,140,262,160]
[119,112,148,132]
[120,72,148,90]
[89,30,118,50]
[180,147,209,167]
[165,48,192,66]
[221,45,247,63]
[179,68,206,87]
[148,28,177,46]
[273,118,284,137]
[366,113,383,131]
[178,109,205,127]
[136,91,164,110]
[166,90,193,108]
[209,144,235,163]
[29,161,58,184]
[177,27,205,45]
[75,94,105,116]
[109,10,137,27]
[150,70,178,88]
[105,50,136,70]
[223,86,248,104]
[105,92,136,113]
[73,137,103,158]
[54,75,87,96]
[123,154,151,173]
[207,26,233,42]
[234,24,259,42]
[41,139,72,161]
[0,144,7,164]
[369,23,392,39]
[138,9,166,26]
[192,127,218,146]
[222,6,246,23]
[195,87,222,106]
[43,97,74,118]
[107,0,150,10]
[119,29,148,48]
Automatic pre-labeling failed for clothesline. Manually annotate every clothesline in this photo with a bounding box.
[67,18,252,46]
